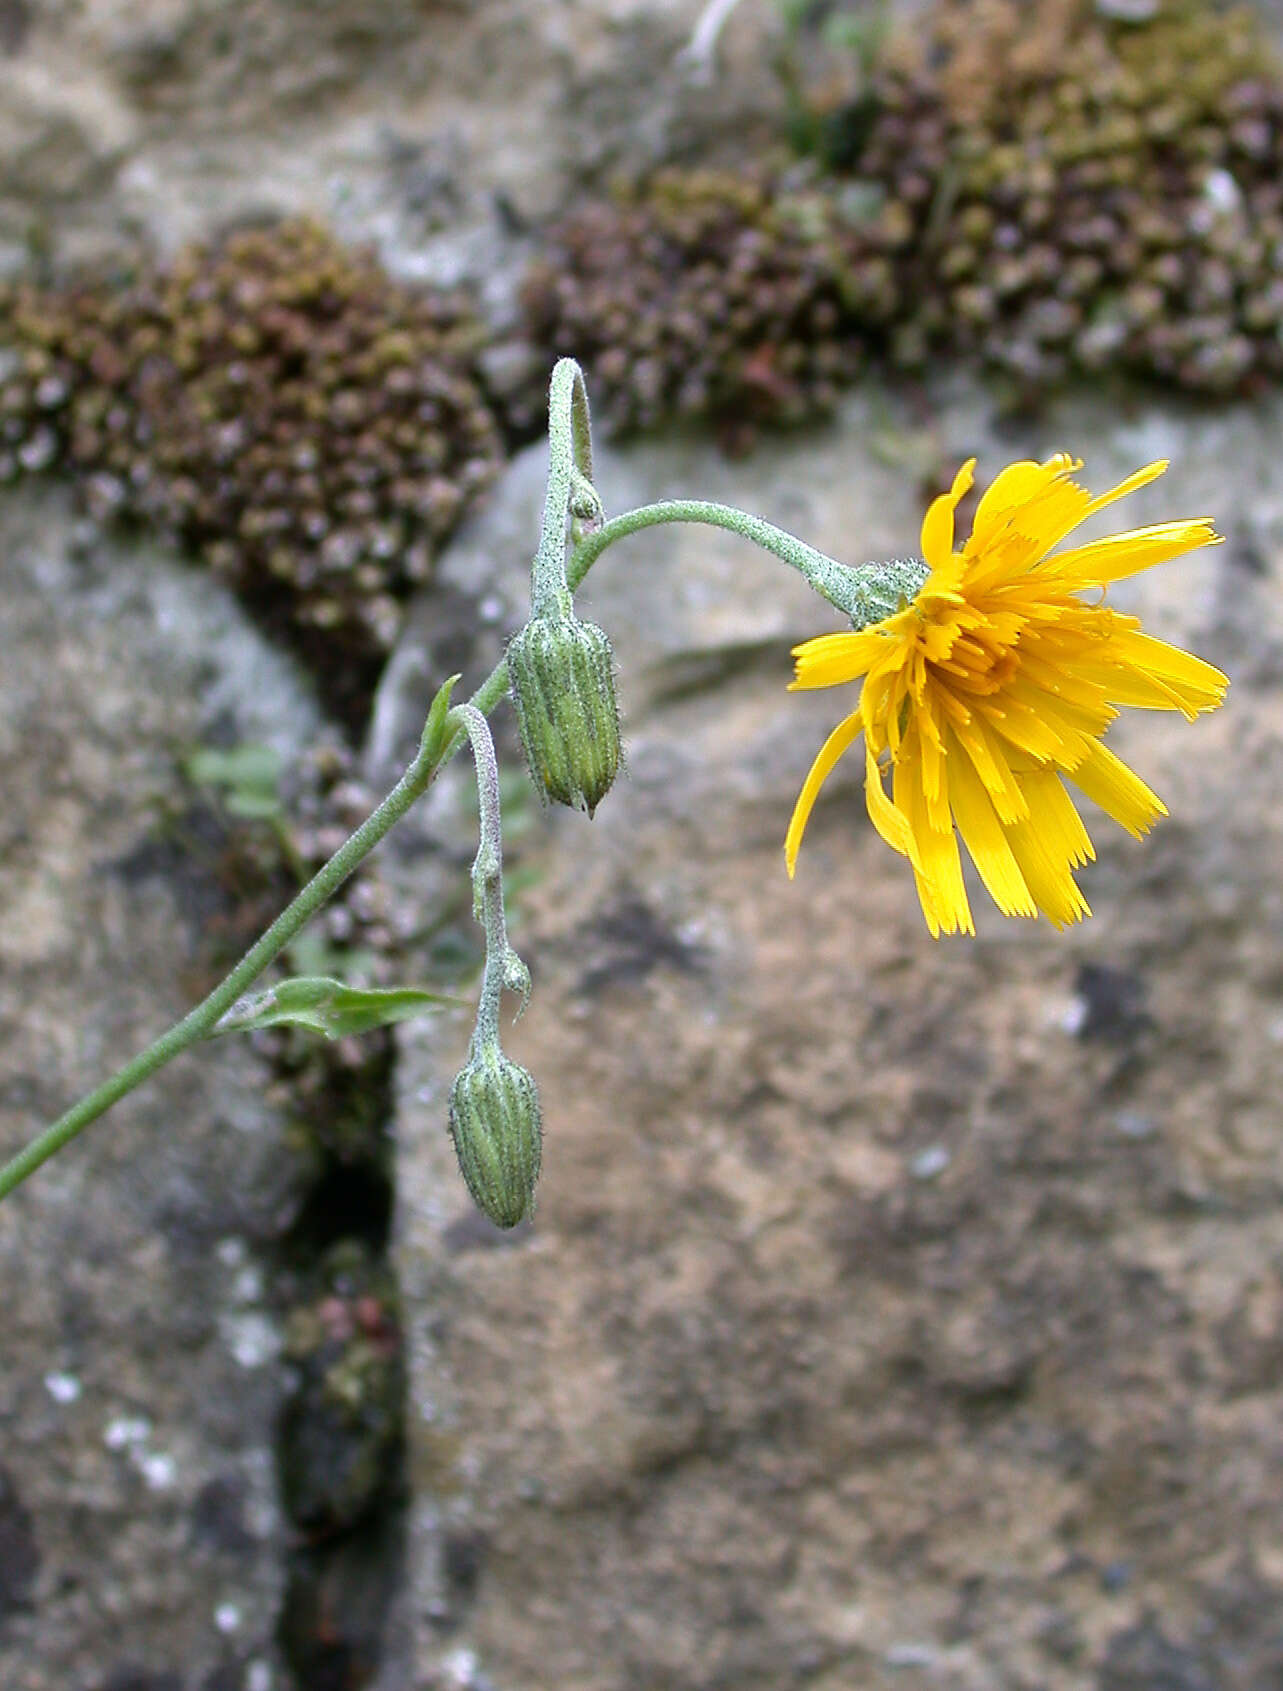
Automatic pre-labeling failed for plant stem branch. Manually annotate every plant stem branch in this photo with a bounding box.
[0,743,439,1200]
[450,704,520,1050]
[530,358,596,619]
[567,498,847,599]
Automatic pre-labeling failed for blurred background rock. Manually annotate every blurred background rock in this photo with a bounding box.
[2,3,1283,1689]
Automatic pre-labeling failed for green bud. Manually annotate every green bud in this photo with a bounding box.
[507,613,621,816]
[448,1043,542,1228]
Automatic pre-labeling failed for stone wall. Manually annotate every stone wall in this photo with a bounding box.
[4,4,1283,1690]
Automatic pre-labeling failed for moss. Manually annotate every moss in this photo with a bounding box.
[864,0,1283,395]
[525,0,1283,431]
[522,169,877,447]
[279,1241,404,1537]
[0,219,502,726]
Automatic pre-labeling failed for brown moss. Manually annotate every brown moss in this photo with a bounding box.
[522,169,875,446]
[525,0,1283,431]
[0,220,502,726]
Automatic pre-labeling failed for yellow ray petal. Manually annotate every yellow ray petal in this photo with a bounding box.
[947,743,1038,918]
[1022,766,1096,868]
[785,708,866,877]
[966,454,1082,560]
[1005,660,1116,741]
[790,627,890,691]
[1028,458,1173,562]
[865,740,920,869]
[1003,804,1093,928]
[896,750,973,936]
[919,715,946,805]
[975,692,1076,765]
[1106,630,1229,717]
[1046,519,1220,586]
[1070,661,1198,712]
[952,710,1029,822]
[1081,458,1168,519]
[1069,739,1167,838]
[920,458,975,571]
[968,457,1059,541]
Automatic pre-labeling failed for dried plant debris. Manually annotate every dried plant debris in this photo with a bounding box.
[526,0,1283,433]
[0,220,502,722]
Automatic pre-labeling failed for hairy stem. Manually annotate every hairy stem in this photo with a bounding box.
[529,357,596,619]
[450,704,521,1049]
[568,499,847,600]
[0,743,440,1200]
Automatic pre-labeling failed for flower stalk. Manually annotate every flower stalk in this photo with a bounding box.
[451,703,530,1046]
[566,497,922,621]
[530,358,598,620]
[445,703,541,1227]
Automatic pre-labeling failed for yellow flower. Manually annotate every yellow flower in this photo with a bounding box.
[785,454,1227,936]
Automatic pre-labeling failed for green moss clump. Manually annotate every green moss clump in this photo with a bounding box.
[0,220,502,723]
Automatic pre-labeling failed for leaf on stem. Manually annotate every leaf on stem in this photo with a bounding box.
[184,744,284,820]
[212,976,462,1041]
[420,673,463,763]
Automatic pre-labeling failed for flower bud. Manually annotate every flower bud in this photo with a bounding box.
[448,1044,542,1228]
[507,613,621,816]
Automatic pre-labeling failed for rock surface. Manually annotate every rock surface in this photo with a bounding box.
[383,376,1283,1690]
[0,0,783,288]
[5,1,1283,1689]
[0,489,320,1691]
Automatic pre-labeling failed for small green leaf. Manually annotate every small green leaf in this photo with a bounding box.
[420,674,463,764]
[185,744,284,821]
[213,976,462,1041]
[223,790,287,820]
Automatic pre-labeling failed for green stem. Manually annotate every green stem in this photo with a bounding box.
[451,704,523,1049]
[0,743,440,1200]
[568,500,927,627]
[567,499,845,598]
[530,358,597,620]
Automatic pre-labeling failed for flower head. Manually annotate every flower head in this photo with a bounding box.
[786,454,1227,936]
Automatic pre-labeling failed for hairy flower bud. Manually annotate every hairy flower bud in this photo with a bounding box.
[448,1044,542,1228]
[507,613,621,816]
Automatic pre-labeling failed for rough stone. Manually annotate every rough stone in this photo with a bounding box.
[0,486,321,1690]
[8,2,1283,1688]
[0,0,785,282]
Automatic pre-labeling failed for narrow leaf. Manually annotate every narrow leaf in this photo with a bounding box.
[420,674,462,763]
[184,744,284,821]
[213,976,462,1041]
